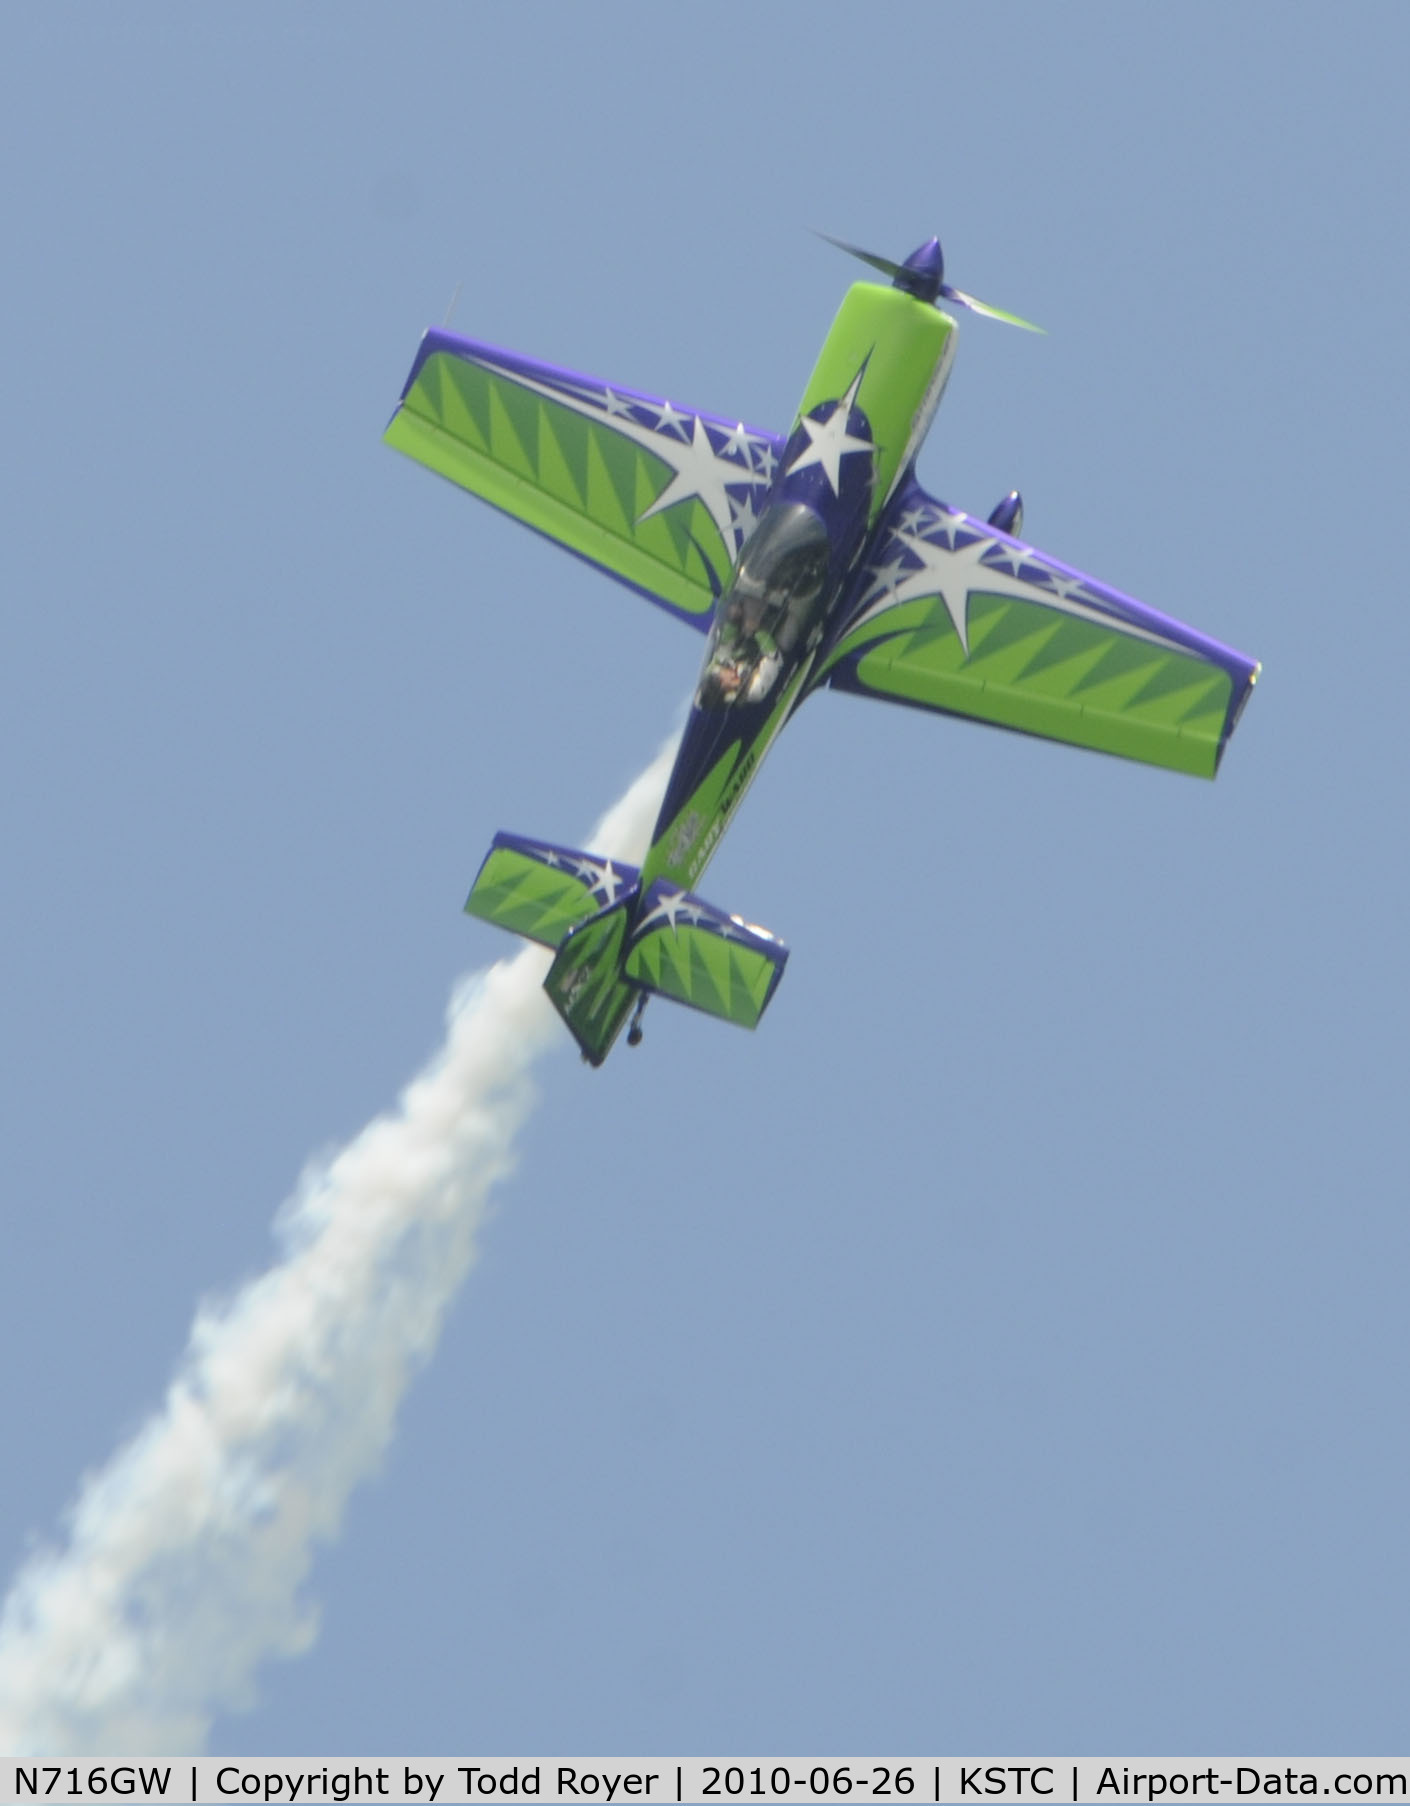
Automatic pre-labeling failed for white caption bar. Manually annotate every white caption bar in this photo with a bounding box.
[2,1759,1409,1806]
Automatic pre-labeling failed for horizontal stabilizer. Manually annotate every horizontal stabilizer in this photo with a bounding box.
[465,832,639,949]
[624,880,787,1030]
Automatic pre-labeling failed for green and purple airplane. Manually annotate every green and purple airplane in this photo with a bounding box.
[385,235,1259,1065]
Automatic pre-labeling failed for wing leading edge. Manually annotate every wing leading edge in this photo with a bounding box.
[817,478,1258,778]
[385,329,783,631]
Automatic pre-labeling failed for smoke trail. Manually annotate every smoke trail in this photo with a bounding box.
[0,741,676,1757]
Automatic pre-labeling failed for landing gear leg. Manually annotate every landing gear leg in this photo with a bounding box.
[626,992,648,1048]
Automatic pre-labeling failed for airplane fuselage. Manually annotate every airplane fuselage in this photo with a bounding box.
[637,281,958,907]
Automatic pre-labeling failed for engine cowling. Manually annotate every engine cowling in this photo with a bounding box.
[987,490,1024,537]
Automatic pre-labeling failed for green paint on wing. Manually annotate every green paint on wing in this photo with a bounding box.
[824,588,1235,778]
[386,349,735,621]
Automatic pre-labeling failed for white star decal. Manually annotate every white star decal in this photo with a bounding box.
[460,352,775,555]
[1049,570,1105,605]
[713,421,753,462]
[570,856,625,904]
[785,369,875,496]
[653,399,690,440]
[602,388,634,419]
[636,412,766,547]
[751,439,778,481]
[729,489,761,547]
[858,551,912,609]
[979,540,1037,578]
[637,887,705,934]
[845,510,1185,659]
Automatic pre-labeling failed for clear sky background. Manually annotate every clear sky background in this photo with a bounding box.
[2,1,1407,1760]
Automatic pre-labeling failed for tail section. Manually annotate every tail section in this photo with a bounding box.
[464,832,639,948]
[545,896,641,1066]
[624,880,788,1031]
[464,832,788,1065]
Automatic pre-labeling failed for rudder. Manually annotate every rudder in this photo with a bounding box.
[544,895,641,1066]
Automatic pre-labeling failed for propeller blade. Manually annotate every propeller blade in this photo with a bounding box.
[817,231,1044,331]
[939,283,1045,334]
[813,231,904,282]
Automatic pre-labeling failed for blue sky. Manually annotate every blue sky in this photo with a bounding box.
[2,1,1407,1758]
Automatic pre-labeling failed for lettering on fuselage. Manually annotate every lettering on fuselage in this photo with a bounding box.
[717,746,759,825]
[685,746,759,886]
[666,809,701,867]
[688,819,722,887]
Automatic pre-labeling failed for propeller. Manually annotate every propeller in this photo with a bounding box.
[817,232,1043,334]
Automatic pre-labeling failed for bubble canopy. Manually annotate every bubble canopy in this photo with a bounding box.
[697,504,830,709]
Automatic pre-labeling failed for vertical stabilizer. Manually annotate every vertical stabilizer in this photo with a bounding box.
[544,896,641,1066]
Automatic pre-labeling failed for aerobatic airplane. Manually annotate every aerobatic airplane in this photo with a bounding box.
[385,234,1259,1065]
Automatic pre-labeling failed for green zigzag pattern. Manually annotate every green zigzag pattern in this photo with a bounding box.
[626,926,777,1030]
[464,847,605,949]
[546,909,637,1064]
[824,590,1233,778]
[387,352,732,619]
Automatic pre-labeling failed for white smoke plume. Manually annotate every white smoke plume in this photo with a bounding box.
[0,741,677,1757]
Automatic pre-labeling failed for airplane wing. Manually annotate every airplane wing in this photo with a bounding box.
[385,329,783,630]
[816,478,1259,778]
